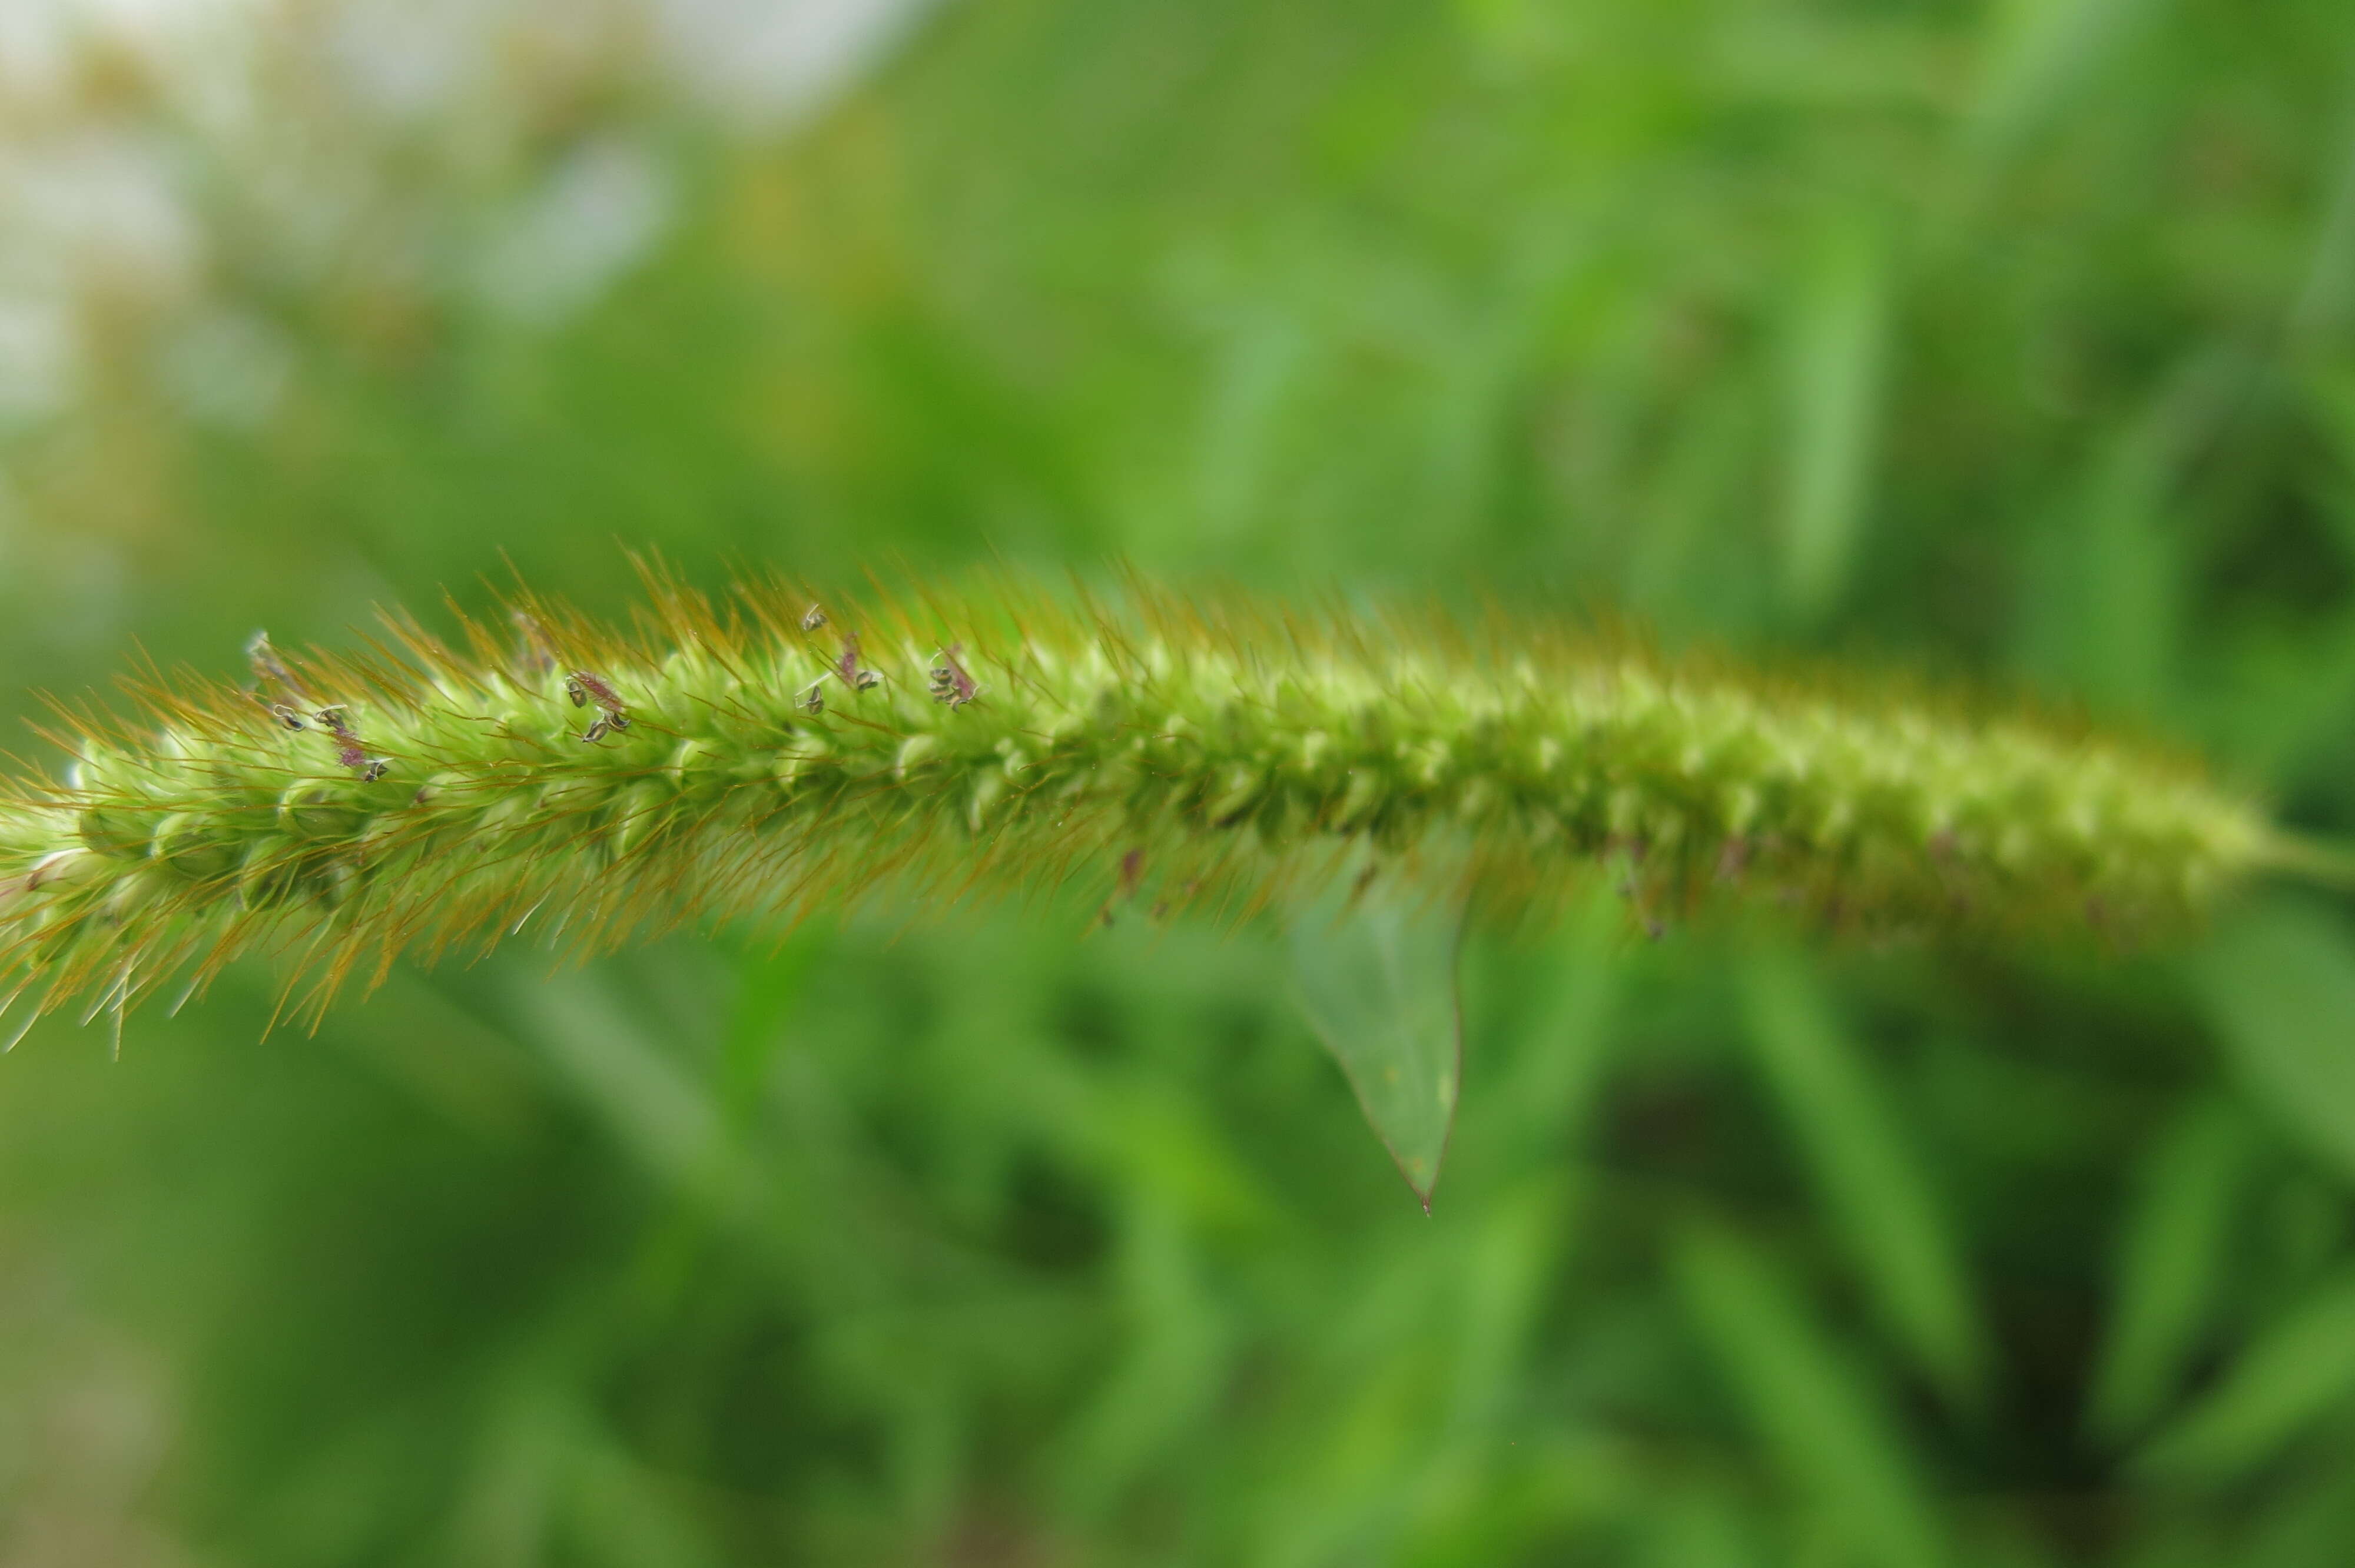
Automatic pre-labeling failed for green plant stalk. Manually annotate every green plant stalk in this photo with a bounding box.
[0,571,2291,1035]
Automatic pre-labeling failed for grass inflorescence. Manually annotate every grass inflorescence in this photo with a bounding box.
[0,569,2292,1039]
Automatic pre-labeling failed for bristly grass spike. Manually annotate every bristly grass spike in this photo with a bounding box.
[831,629,884,693]
[511,610,556,677]
[310,704,389,780]
[929,643,980,709]
[246,630,303,699]
[564,670,631,736]
[0,565,2325,1037]
[568,670,626,715]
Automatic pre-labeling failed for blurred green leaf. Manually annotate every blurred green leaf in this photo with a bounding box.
[1780,212,1890,624]
[1672,1222,1949,1568]
[714,925,825,1128]
[1291,848,1465,1211]
[452,1376,573,1567]
[2012,370,2220,718]
[516,969,735,1201]
[1639,1487,1760,1568]
[1049,1199,1229,1517]
[565,1417,728,1568]
[1739,951,1989,1408]
[2195,896,2355,1185]
[2186,595,2355,792]
[2243,1466,2355,1568]
[1444,1176,1576,1430]
[2291,116,2355,343]
[1965,0,2168,167]
[2088,1096,2260,1442]
[2137,1264,2355,1480]
[1481,883,1627,1160]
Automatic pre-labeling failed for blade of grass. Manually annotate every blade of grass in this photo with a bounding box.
[2195,895,2355,1186]
[1739,951,1989,1410]
[2086,1095,2260,1443]
[1672,1221,1949,1568]
[2136,1264,2355,1481]
[1780,212,1890,624]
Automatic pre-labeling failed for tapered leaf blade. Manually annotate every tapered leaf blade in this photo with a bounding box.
[2138,1265,2355,1480]
[1289,850,1464,1211]
[2196,896,2355,1185]
[1739,951,1989,1410]
[1673,1222,1949,1568]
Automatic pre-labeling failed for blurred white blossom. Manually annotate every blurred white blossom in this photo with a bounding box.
[155,306,291,427]
[0,131,203,301]
[0,297,76,423]
[474,135,675,327]
[0,0,941,393]
[651,0,938,131]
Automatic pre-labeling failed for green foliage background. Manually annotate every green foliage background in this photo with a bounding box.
[8,1,2355,1562]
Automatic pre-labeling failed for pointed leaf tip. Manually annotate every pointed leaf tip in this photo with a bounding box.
[1289,845,1464,1209]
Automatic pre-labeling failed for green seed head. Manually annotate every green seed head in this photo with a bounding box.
[0,571,2296,1030]
[278,783,365,843]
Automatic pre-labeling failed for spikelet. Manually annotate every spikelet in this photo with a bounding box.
[0,566,2293,1036]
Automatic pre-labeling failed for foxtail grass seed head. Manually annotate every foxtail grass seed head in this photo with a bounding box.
[0,570,2298,1034]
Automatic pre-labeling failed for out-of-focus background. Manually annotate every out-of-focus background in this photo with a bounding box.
[6,1,2355,1562]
